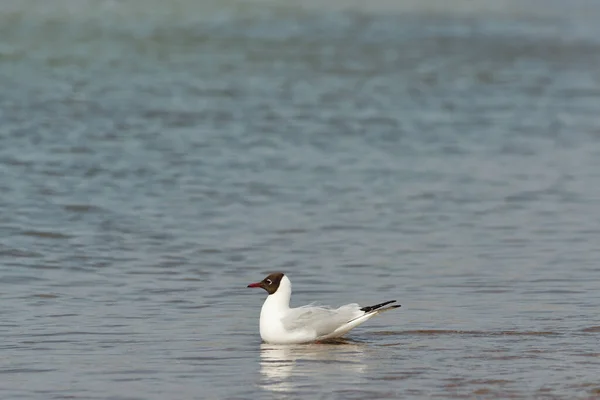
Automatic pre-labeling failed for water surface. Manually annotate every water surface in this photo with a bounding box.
[1,0,600,398]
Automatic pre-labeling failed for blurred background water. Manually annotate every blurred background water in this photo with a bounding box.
[1,0,600,398]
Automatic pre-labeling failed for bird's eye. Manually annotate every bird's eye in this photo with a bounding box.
[265,279,272,285]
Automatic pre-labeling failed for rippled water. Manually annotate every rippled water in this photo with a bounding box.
[2,0,600,398]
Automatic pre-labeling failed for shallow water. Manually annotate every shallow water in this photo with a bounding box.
[1,0,600,398]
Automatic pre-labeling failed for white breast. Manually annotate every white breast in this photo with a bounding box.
[258,276,318,344]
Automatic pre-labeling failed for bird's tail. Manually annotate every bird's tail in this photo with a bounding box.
[319,300,401,341]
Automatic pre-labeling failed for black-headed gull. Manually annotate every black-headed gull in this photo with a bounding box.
[247,272,401,344]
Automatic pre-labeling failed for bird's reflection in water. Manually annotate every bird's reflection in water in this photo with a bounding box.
[259,339,367,393]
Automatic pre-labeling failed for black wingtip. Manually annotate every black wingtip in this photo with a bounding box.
[360,300,398,313]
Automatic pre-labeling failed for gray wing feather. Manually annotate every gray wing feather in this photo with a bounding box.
[281,304,364,336]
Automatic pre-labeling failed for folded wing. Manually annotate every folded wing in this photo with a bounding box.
[281,304,364,337]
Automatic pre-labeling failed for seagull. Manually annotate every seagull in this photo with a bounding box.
[247,272,401,344]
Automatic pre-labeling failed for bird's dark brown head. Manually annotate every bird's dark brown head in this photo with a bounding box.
[247,272,285,295]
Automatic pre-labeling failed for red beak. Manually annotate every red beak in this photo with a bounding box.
[247,282,262,288]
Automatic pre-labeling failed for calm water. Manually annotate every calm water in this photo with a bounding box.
[1,0,600,398]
